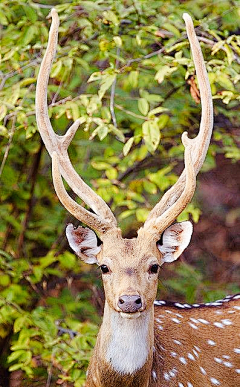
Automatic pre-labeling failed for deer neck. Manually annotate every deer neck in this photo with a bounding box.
[86,303,154,387]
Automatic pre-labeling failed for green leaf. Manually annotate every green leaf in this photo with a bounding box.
[51,59,63,78]
[0,105,7,121]
[138,98,149,116]
[22,25,38,46]
[148,107,168,117]
[142,120,161,153]
[143,180,157,194]
[155,66,177,84]
[113,36,122,47]
[136,208,149,222]
[123,137,134,156]
[98,74,116,100]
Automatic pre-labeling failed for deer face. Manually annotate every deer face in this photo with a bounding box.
[66,221,192,319]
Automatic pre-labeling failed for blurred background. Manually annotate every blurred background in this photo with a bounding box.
[0,0,239,385]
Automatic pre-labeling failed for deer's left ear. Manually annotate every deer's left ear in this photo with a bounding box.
[157,221,193,263]
[66,224,101,264]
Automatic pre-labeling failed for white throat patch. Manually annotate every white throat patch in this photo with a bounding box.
[105,311,151,374]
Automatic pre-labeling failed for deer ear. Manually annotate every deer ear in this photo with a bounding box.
[157,221,193,263]
[66,224,101,264]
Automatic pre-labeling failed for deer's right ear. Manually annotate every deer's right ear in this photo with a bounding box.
[66,224,101,264]
[157,221,193,263]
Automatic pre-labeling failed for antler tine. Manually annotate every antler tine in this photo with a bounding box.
[143,13,213,235]
[52,152,111,233]
[36,9,117,234]
[144,133,196,235]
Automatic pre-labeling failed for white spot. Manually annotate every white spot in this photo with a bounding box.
[233,295,240,299]
[173,339,182,345]
[175,303,185,308]
[192,303,200,307]
[228,310,235,314]
[188,353,195,361]
[190,317,199,324]
[187,383,193,387]
[214,322,224,328]
[223,361,233,368]
[179,357,187,365]
[200,366,206,375]
[178,383,184,387]
[156,318,163,324]
[176,313,183,318]
[236,369,240,374]
[210,377,220,385]
[189,322,198,330]
[171,351,177,357]
[208,339,216,346]
[234,348,240,353]
[194,346,201,352]
[165,309,173,314]
[192,349,199,357]
[154,300,166,305]
[198,318,209,324]
[215,310,223,315]
[222,355,230,359]
[152,370,157,380]
[158,325,163,330]
[169,368,177,377]
[214,357,222,364]
[221,319,232,326]
[164,372,170,381]
[234,306,240,310]
[183,304,191,308]
[172,318,181,324]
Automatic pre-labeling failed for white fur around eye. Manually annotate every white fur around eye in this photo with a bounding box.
[158,221,193,263]
[66,224,101,264]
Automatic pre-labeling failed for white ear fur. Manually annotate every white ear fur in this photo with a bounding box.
[66,224,101,264]
[157,221,193,263]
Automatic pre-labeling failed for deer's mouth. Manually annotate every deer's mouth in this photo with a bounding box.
[120,311,142,319]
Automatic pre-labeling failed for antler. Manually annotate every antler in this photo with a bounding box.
[142,13,213,237]
[36,9,117,235]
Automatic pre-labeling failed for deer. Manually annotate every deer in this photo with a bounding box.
[36,9,240,387]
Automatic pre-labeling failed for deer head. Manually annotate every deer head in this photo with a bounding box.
[36,10,213,321]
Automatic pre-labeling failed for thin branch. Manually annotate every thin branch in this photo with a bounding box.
[0,57,40,91]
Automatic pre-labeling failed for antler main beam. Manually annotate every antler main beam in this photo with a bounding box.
[143,13,213,236]
[36,9,117,235]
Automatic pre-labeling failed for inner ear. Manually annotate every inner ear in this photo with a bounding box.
[66,224,102,264]
[157,221,193,263]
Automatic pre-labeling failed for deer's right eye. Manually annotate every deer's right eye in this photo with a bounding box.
[100,265,110,274]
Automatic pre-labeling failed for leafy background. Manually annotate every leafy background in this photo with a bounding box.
[0,0,240,385]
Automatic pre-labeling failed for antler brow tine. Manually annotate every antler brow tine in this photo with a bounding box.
[36,9,117,235]
[142,13,213,237]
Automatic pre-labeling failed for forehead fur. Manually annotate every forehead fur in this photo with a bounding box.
[99,229,161,265]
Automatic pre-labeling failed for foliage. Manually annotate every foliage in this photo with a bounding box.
[0,0,240,384]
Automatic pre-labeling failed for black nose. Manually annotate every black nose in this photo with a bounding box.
[118,295,142,313]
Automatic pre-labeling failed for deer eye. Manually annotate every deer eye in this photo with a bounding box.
[149,264,159,274]
[100,264,110,274]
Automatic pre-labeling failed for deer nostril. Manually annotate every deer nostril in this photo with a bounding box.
[118,295,142,313]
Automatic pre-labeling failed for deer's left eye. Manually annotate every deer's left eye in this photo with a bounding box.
[100,264,110,274]
[149,264,159,274]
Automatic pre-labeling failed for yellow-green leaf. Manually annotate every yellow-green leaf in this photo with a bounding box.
[138,98,149,116]
[123,137,134,156]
